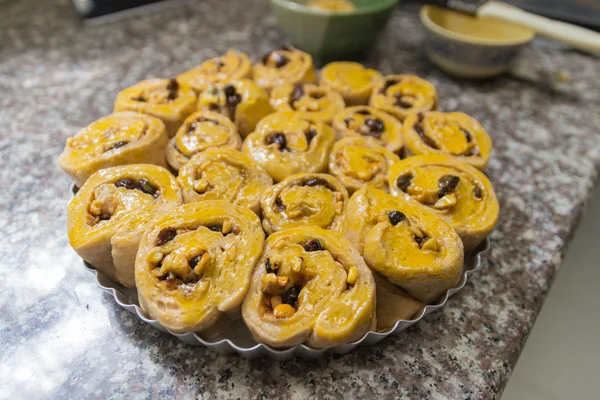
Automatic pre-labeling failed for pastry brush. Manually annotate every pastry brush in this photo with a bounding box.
[428,0,600,55]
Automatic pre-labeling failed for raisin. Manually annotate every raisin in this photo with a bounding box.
[227,93,242,105]
[418,113,425,123]
[311,92,324,100]
[156,228,177,246]
[281,284,301,308]
[473,186,483,199]
[224,84,236,98]
[265,258,274,274]
[138,178,157,197]
[166,79,179,100]
[438,175,460,198]
[273,53,289,68]
[115,179,136,190]
[396,173,413,192]
[133,95,146,102]
[366,118,385,132]
[216,60,225,69]
[206,224,222,233]
[291,85,304,103]
[303,239,324,252]
[461,128,472,142]
[414,124,439,150]
[304,177,329,187]
[344,117,355,127]
[396,98,413,109]
[261,52,272,65]
[383,79,398,92]
[275,197,285,211]
[305,128,317,144]
[188,122,198,133]
[355,109,371,115]
[388,211,405,226]
[265,132,288,151]
[464,147,480,157]
[106,141,128,152]
[189,254,202,269]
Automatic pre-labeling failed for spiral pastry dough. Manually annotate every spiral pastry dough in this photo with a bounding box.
[59,112,168,188]
[320,62,382,106]
[242,112,335,182]
[135,201,264,333]
[67,164,183,288]
[166,110,241,171]
[332,106,403,154]
[369,75,437,121]
[197,79,273,137]
[260,173,348,235]
[177,49,252,93]
[253,46,317,93]
[328,137,400,193]
[242,226,376,348]
[403,112,492,170]
[389,155,498,251]
[114,78,197,137]
[270,83,345,123]
[177,148,273,215]
[342,186,463,303]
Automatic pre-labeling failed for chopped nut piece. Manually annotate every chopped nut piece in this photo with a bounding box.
[191,252,211,274]
[291,257,302,273]
[433,193,457,209]
[334,201,344,215]
[147,249,164,264]
[194,179,209,193]
[277,275,289,287]
[347,267,358,285]
[421,238,439,252]
[261,273,284,295]
[270,295,282,309]
[89,200,103,216]
[335,192,344,201]
[410,225,423,238]
[222,219,233,234]
[273,303,296,318]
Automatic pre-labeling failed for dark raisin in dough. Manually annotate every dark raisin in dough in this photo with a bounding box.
[166,79,179,100]
[304,128,317,144]
[275,197,285,211]
[265,258,275,274]
[396,173,413,192]
[304,177,329,188]
[106,141,128,152]
[265,132,288,151]
[189,254,202,269]
[365,118,384,132]
[438,175,460,198]
[115,179,136,190]
[473,186,483,199]
[303,239,324,252]
[156,228,177,246]
[138,178,157,197]
[388,211,405,226]
[281,284,301,308]
[206,224,222,233]
[355,109,371,115]
[414,124,439,150]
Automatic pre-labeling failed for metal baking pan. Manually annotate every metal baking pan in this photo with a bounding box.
[84,236,489,360]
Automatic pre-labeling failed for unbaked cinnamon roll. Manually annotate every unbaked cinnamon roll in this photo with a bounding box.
[177,49,252,93]
[177,148,273,215]
[135,201,264,333]
[328,137,400,193]
[114,78,197,137]
[165,110,241,171]
[253,46,317,93]
[260,173,348,235]
[67,164,182,288]
[242,226,376,348]
[389,154,498,251]
[332,106,403,154]
[270,83,345,123]
[369,74,437,121]
[242,112,335,182]
[342,186,463,303]
[403,112,492,170]
[320,61,382,105]
[59,112,168,188]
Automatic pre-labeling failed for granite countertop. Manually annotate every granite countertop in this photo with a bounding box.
[1,0,599,398]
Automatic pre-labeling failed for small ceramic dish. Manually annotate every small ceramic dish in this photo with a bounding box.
[420,5,535,78]
[270,0,399,62]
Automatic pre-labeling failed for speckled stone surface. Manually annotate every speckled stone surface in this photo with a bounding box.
[1,0,599,398]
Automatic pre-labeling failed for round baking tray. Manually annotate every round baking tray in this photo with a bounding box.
[83,238,489,360]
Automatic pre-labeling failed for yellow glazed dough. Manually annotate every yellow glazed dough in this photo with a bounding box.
[59,112,168,188]
[135,201,264,333]
[242,226,376,348]
[332,106,403,154]
[253,46,317,93]
[320,62,382,105]
[370,74,437,121]
[197,79,273,137]
[177,148,273,215]
[260,173,348,234]
[270,83,345,124]
[342,186,464,303]
[242,112,335,182]
[403,111,492,169]
[389,154,498,251]
[114,78,197,137]
[67,164,182,288]
[177,49,252,93]
[166,110,241,171]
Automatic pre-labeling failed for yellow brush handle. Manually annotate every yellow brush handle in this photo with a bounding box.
[478,1,600,55]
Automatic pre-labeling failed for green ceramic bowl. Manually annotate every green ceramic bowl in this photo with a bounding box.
[270,0,399,62]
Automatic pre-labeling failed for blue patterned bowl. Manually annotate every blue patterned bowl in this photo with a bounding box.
[420,5,534,78]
